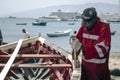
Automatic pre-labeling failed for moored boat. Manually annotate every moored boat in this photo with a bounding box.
[0,36,73,80]
[38,16,61,22]
[47,29,72,37]
[107,18,120,23]
[8,16,16,19]
[111,31,116,35]
[16,23,27,25]
[32,19,47,26]
[68,22,75,25]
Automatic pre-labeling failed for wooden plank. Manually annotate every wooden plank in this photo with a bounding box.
[0,36,39,51]
[74,47,77,68]
[0,54,62,58]
[39,37,70,57]
[0,39,23,80]
[0,63,72,68]
[53,69,64,80]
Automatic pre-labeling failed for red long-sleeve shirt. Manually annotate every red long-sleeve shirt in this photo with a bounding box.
[76,18,111,63]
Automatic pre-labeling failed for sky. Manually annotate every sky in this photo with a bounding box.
[0,0,119,15]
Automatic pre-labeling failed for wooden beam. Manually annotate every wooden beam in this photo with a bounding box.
[0,54,62,59]
[0,39,23,80]
[53,69,64,80]
[0,63,72,68]
[0,36,39,51]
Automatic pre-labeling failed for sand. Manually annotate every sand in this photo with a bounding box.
[109,53,120,80]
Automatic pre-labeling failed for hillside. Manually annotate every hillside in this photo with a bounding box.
[3,3,119,18]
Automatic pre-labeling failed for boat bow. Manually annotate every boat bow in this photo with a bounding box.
[0,36,73,80]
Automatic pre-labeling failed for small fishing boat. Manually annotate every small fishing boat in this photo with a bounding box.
[107,18,120,23]
[0,36,74,80]
[111,31,116,35]
[68,23,75,25]
[32,19,47,26]
[47,29,72,37]
[16,23,27,25]
[8,16,16,19]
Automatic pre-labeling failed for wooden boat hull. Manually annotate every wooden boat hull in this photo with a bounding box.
[0,36,73,80]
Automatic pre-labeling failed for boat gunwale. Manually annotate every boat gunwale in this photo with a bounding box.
[0,36,73,80]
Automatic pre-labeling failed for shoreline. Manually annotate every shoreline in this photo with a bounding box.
[109,52,120,70]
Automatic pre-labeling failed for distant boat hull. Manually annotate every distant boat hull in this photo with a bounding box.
[47,29,72,37]
[16,23,27,25]
[38,16,61,22]
[32,22,47,26]
[68,22,75,25]
[8,16,16,19]
[107,20,120,22]
[111,31,116,35]
[107,18,120,23]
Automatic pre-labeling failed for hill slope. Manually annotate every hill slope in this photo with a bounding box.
[2,3,119,18]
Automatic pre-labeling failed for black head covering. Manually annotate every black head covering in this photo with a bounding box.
[81,7,97,31]
[22,29,26,33]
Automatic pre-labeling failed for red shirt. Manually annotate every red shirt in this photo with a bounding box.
[76,18,111,63]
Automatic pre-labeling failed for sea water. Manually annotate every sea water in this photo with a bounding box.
[0,17,120,53]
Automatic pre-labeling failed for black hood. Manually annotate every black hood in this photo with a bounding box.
[81,7,97,32]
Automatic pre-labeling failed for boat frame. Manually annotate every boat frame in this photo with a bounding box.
[0,36,73,80]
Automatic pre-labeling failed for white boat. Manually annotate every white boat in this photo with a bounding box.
[107,18,120,22]
[47,29,72,37]
[38,16,61,22]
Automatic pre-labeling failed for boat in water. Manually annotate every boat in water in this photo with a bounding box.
[68,22,75,25]
[16,23,27,25]
[107,18,120,23]
[8,16,16,19]
[38,16,61,22]
[46,29,72,37]
[0,36,74,80]
[32,19,47,26]
[111,31,116,35]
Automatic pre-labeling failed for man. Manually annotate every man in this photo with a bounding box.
[22,29,30,39]
[76,7,111,80]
